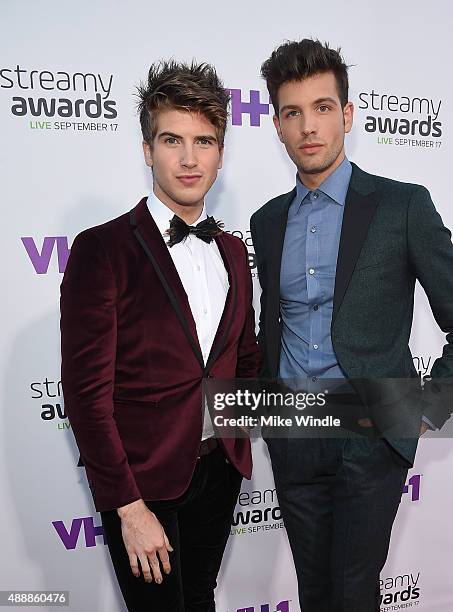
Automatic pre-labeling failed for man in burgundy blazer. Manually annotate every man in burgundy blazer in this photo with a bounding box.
[60,61,260,612]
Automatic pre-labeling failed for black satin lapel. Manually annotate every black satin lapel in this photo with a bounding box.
[265,193,293,377]
[129,205,204,370]
[332,187,380,322]
[204,232,237,373]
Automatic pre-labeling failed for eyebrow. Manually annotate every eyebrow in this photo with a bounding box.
[280,97,339,114]
[158,131,218,142]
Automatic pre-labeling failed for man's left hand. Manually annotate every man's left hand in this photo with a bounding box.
[419,422,429,436]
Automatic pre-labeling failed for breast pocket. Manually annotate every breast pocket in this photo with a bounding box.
[354,237,402,271]
[354,251,394,271]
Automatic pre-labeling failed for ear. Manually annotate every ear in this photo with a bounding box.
[273,114,284,143]
[218,144,224,170]
[142,140,153,168]
[343,101,354,134]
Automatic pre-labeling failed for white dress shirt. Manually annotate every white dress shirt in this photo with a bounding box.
[147,191,229,440]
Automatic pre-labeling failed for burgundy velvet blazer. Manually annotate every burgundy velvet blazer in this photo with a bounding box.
[60,198,261,512]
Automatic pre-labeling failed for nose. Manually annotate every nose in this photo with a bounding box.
[181,144,197,169]
[300,113,317,137]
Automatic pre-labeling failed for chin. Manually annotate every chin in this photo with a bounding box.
[300,156,334,175]
[173,194,205,207]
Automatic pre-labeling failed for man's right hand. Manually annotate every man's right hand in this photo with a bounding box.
[117,499,173,584]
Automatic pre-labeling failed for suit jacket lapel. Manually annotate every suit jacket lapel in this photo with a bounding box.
[332,164,380,322]
[130,198,204,370]
[265,189,295,377]
[204,232,237,373]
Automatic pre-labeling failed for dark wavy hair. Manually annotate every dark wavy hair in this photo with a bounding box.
[137,60,229,146]
[261,39,349,114]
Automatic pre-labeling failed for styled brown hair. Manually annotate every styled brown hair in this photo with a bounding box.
[137,60,229,146]
[261,39,349,114]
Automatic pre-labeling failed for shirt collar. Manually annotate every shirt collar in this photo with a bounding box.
[295,157,352,211]
[146,190,208,239]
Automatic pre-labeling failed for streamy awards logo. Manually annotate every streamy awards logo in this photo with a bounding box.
[1,64,118,133]
[30,376,69,430]
[225,227,257,278]
[357,89,443,150]
[380,571,422,610]
[231,487,284,536]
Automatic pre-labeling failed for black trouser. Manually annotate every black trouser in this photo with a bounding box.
[266,435,408,612]
[101,445,242,612]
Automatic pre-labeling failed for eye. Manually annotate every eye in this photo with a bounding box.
[318,105,331,113]
[286,109,300,118]
[164,136,179,145]
[197,137,213,146]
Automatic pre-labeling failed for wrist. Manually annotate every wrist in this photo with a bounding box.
[117,498,145,519]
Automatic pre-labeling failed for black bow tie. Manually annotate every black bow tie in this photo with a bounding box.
[166,214,224,247]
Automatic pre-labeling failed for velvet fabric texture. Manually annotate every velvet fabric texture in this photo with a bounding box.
[60,198,261,512]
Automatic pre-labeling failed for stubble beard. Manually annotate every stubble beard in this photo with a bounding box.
[297,144,343,176]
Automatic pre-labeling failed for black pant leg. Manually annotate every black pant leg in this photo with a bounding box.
[178,447,243,612]
[267,437,344,612]
[100,505,184,612]
[330,437,408,612]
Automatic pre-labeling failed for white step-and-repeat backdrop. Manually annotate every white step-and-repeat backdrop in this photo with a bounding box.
[2,1,452,610]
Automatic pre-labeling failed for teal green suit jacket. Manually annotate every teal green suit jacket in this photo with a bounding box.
[250,162,453,466]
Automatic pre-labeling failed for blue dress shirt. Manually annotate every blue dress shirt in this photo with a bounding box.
[279,157,351,388]
[278,157,435,429]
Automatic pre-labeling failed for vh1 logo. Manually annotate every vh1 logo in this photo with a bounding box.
[21,236,70,274]
[226,89,271,127]
[234,602,289,612]
[402,474,421,502]
[52,516,105,549]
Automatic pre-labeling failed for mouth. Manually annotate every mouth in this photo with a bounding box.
[299,143,324,154]
[176,174,202,186]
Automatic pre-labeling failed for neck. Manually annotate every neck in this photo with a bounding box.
[298,151,345,190]
[153,185,204,225]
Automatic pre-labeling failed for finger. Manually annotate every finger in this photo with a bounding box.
[357,418,374,428]
[163,532,174,552]
[138,554,153,583]
[128,553,140,578]
[158,546,171,575]
[148,553,163,584]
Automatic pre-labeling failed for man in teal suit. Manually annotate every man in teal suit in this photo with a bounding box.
[250,39,453,611]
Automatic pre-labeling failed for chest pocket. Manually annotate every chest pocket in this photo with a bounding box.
[354,229,403,271]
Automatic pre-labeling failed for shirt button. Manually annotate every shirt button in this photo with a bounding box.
[313,192,319,199]
[313,344,319,350]
[310,226,316,233]
[309,268,315,275]
[196,265,201,271]
[313,304,319,311]
[312,376,318,382]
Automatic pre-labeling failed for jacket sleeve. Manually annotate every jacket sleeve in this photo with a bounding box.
[60,230,141,511]
[235,238,261,379]
[407,185,453,429]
